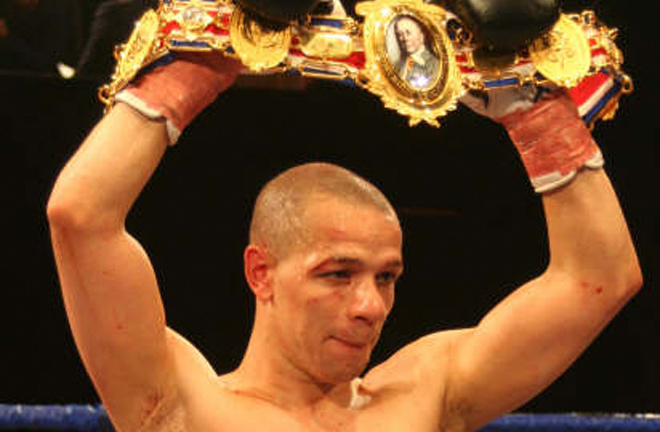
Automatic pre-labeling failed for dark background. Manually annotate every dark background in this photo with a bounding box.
[2,0,658,415]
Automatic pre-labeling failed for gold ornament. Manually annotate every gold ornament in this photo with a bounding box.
[99,9,162,106]
[299,31,355,60]
[356,0,463,126]
[230,7,292,71]
[529,14,591,87]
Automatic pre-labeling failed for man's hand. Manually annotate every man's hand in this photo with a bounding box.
[461,85,603,193]
[116,53,242,144]
[460,84,547,120]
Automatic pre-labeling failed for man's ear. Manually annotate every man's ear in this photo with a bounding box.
[244,244,275,301]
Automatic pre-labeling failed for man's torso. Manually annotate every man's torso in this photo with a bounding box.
[140,330,464,432]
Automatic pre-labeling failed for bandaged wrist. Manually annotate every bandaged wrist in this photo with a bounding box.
[498,89,603,193]
[115,53,240,145]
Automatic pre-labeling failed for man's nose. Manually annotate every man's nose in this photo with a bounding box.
[349,279,388,325]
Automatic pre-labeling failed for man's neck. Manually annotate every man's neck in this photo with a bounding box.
[224,333,355,411]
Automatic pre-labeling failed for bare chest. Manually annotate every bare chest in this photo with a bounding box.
[174,392,445,432]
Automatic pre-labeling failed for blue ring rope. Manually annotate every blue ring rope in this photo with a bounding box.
[0,405,114,431]
[1,405,658,431]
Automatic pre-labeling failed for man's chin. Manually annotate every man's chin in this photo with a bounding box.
[315,337,379,383]
[324,357,371,384]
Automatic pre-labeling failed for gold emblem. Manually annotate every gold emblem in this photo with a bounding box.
[356,0,463,127]
[230,7,292,71]
[160,0,229,51]
[529,14,591,87]
[299,31,355,59]
[99,9,161,105]
[178,4,213,34]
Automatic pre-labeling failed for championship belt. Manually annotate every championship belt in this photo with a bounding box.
[99,0,632,127]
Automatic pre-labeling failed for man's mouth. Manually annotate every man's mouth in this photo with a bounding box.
[332,336,370,350]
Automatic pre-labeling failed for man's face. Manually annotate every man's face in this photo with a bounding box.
[269,196,403,384]
[396,18,425,55]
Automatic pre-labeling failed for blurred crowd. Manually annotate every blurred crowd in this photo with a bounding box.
[0,0,155,79]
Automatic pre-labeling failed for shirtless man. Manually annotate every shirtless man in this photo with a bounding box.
[47,50,642,432]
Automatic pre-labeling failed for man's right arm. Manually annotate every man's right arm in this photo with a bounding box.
[47,104,176,431]
[47,47,239,430]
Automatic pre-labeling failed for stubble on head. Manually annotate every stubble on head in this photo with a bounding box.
[248,162,399,263]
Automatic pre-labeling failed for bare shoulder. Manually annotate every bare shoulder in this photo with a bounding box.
[159,330,292,432]
[134,329,223,432]
[363,328,471,390]
[146,332,308,432]
[167,329,219,381]
[357,329,473,431]
[166,328,233,410]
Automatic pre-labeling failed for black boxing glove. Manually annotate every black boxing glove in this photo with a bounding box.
[235,0,321,26]
[442,0,560,52]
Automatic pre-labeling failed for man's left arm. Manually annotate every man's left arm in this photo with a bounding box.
[442,92,643,431]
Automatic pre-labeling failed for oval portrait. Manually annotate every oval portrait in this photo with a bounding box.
[386,15,440,90]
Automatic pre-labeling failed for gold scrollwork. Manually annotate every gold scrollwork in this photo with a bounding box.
[357,0,463,127]
[99,9,163,107]
[529,14,591,88]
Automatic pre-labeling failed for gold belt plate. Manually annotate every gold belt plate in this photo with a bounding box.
[529,14,591,87]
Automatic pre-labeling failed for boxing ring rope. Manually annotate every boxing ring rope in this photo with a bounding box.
[1,405,659,431]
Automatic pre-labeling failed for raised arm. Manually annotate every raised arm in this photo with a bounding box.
[371,85,644,432]
[443,89,643,430]
[47,54,239,431]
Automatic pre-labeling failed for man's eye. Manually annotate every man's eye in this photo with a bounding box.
[377,272,398,285]
[321,270,351,280]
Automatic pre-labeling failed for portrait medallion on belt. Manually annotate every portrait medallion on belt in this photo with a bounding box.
[357,0,463,126]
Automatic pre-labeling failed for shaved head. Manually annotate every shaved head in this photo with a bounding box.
[249,163,399,260]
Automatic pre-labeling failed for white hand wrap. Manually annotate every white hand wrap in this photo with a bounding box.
[116,53,241,145]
